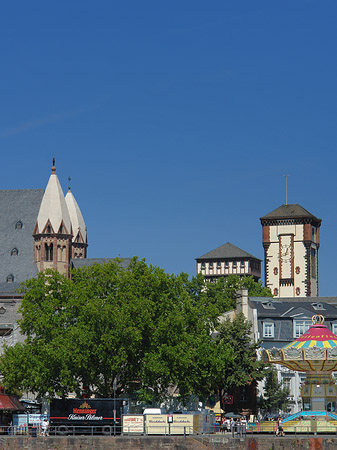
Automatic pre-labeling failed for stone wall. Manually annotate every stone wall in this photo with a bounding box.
[1,436,337,449]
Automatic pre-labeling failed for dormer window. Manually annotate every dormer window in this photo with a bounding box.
[312,302,325,311]
[15,221,23,230]
[11,248,18,256]
[262,301,276,310]
[6,274,14,283]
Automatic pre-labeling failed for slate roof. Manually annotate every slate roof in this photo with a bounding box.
[196,242,261,261]
[250,297,337,318]
[260,204,321,225]
[0,190,44,292]
[72,258,132,270]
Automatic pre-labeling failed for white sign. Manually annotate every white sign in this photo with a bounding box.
[123,415,144,434]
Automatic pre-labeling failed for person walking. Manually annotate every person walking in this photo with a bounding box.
[41,419,49,437]
[276,417,284,437]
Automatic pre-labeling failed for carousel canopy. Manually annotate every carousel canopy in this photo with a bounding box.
[261,315,337,372]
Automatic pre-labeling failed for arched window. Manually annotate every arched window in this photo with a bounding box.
[6,274,14,283]
[45,244,54,261]
[11,248,18,256]
[15,221,23,229]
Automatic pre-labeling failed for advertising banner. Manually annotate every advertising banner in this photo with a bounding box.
[122,415,144,434]
[145,415,168,435]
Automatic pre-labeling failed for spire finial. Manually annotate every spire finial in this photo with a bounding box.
[51,157,56,174]
[68,176,71,191]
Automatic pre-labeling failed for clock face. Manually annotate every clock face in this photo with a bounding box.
[280,244,291,262]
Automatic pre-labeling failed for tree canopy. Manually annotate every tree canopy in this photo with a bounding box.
[258,367,291,414]
[0,259,272,404]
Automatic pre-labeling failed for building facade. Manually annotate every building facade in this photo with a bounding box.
[260,204,321,298]
[237,293,337,414]
[196,242,261,282]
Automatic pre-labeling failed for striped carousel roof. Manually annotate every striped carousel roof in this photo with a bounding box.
[260,315,337,373]
[283,324,337,349]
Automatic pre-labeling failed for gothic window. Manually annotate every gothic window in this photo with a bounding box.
[296,287,301,296]
[6,274,14,283]
[47,225,51,233]
[11,248,18,256]
[273,267,278,275]
[273,288,278,296]
[295,266,300,274]
[15,221,23,229]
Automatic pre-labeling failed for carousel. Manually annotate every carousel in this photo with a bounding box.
[261,314,337,424]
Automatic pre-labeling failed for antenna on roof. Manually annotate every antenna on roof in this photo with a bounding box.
[283,174,290,205]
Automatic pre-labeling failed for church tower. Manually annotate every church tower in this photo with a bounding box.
[33,160,75,277]
[260,204,321,298]
[65,187,87,259]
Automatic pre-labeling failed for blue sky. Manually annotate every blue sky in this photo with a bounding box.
[1,1,337,295]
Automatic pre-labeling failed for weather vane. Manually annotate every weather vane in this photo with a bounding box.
[68,176,71,191]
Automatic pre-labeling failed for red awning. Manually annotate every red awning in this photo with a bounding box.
[0,395,25,411]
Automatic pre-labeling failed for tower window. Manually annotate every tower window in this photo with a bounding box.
[209,262,213,270]
[11,248,18,256]
[45,244,54,261]
[217,262,221,269]
[6,274,14,283]
[15,221,23,230]
[201,262,205,270]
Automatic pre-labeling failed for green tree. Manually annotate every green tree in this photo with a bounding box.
[0,260,272,404]
[258,367,290,414]
[182,273,272,314]
[0,259,226,402]
[216,313,268,392]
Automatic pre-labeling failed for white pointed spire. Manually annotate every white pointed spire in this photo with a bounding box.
[65,188,87,243]
[36,160,72,235]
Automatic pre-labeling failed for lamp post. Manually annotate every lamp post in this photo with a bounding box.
[113,378,117,436]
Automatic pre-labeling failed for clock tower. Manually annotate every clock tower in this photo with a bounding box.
[260,204,321,298]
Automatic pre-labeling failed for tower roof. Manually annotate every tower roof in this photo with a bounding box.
[196,242,261,261]
[36,162,72,235]
[65,189,87,243]
[260,204,321,225]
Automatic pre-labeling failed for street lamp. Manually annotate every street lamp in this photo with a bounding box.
[113,378,117,436]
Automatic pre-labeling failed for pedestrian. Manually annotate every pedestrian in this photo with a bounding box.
[41,419,49,437]
[276,417,284,437]
[241,416,247,436]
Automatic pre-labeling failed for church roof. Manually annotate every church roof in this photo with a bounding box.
[196,242,261,261]
[0,189,44,288]
[260,204,321,225]
[65,189,87,243]
[36,164,72,235]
